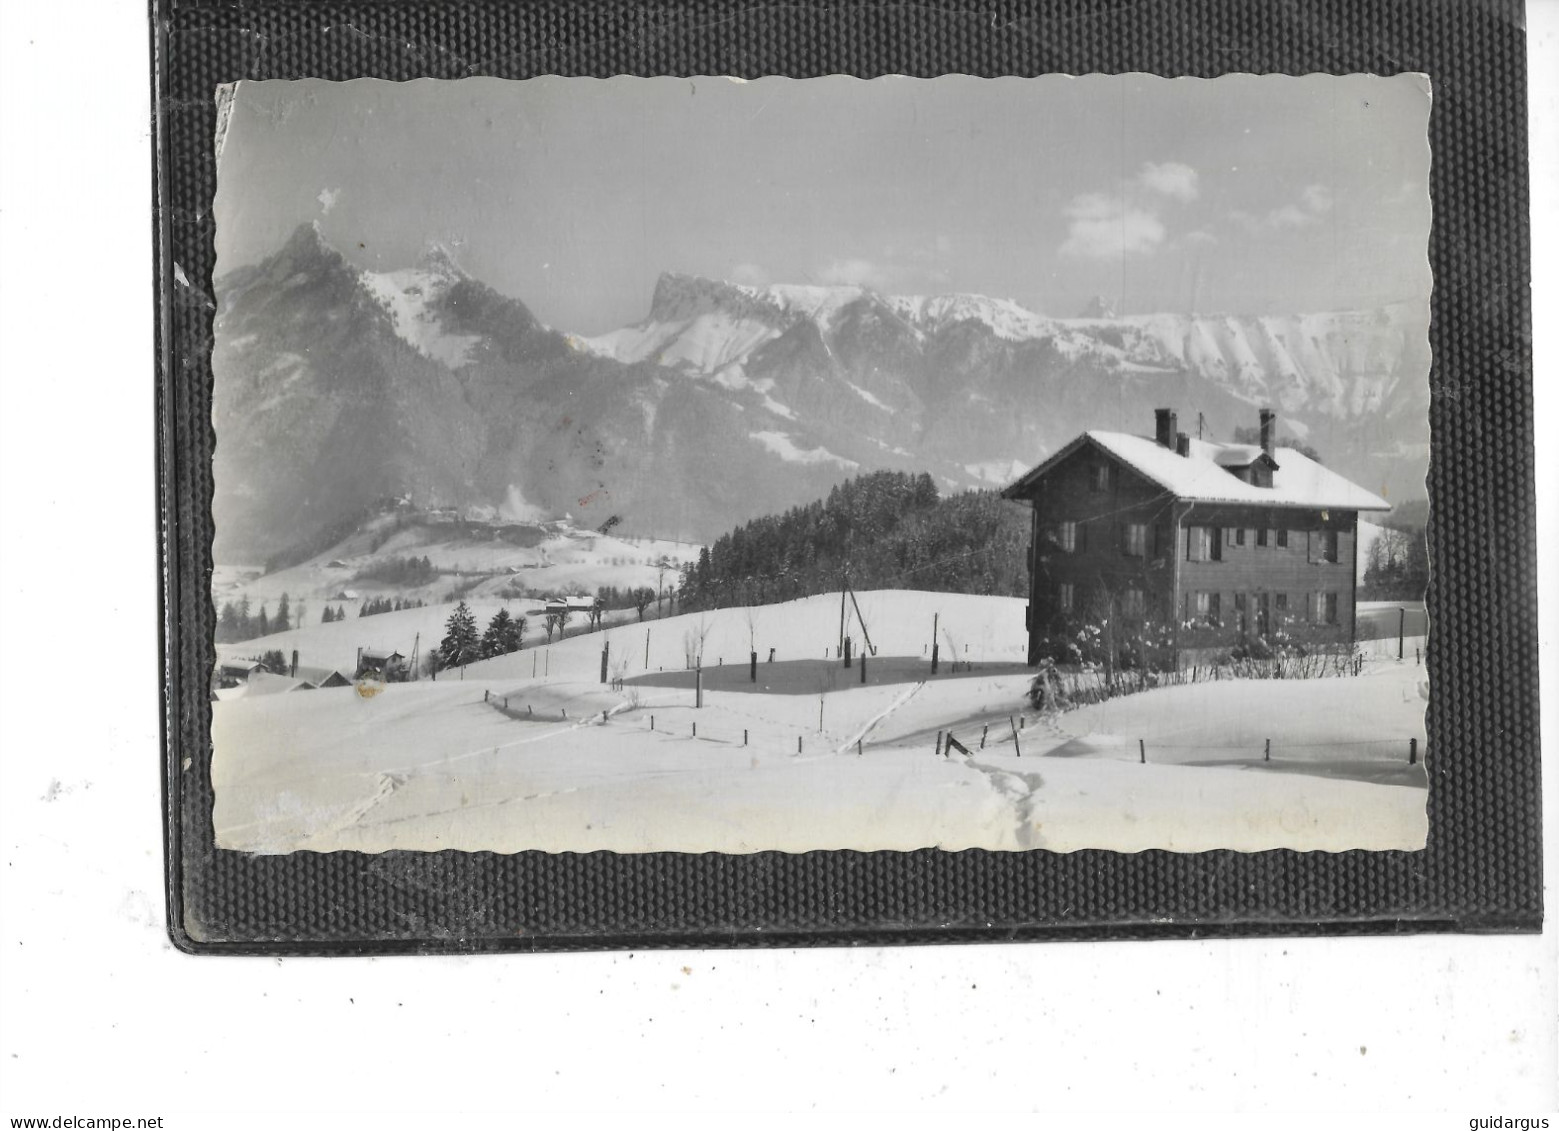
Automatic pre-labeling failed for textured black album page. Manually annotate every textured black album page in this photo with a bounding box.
[154,0,1540,952]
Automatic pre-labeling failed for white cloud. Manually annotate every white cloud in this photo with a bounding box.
[1266,204,1314,229]
[816,257,894,289]
[1059,194,1166,260]
[317,187,340,215]
[728,262,769,287]
[1233,183,1335,232]
[1175,229,1218,248]
[1139,161,1200,202]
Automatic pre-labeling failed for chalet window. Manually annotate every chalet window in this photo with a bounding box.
[1233,592,1248,634]
[1322,591,1339,625]
[1121,588,1146,616]
[1275,593,1289,618]
[1310,529,1339,563]
[1277,528,1289,548]
[1187,526,1222,562]
[1122,522,1147,557]
[1186,590,1219,627]
[1256,528,1269,548]
[1234,527,1247,548]
[1057,521,1078,552]
[1090,463,1111,493]
[1057,582,1075,612]
[1255,593,1270,636]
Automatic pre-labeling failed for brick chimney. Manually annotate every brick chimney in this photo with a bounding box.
[1259,408,1276,457]
[1154,408,1178,449]
[1175,431,1190,457]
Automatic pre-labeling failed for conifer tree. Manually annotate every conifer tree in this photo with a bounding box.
[218,601,239,641]
[437,600,481,669]
[481,608,524,658]
[275,593,291,633]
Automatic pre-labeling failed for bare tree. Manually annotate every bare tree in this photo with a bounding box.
[682,612,713,669]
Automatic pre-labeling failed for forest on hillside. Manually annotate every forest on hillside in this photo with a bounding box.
[677,470,1031,611]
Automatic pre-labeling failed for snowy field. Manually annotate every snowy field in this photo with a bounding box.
[212,591,1428,855]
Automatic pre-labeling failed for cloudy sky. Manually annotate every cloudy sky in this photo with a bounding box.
[214,74,1432,333]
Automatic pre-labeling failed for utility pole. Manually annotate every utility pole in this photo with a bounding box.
[838,572,849,657]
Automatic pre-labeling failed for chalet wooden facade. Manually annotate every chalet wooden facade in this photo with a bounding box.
[1001,408,1391,665]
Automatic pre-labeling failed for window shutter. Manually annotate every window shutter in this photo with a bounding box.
[1307,530,1316,563]
[1077,522,1087,553]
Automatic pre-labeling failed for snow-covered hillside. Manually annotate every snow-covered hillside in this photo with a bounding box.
[212,509,698,662]
[212,590,1428,855]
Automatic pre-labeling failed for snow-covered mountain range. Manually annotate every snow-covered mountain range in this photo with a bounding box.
[211,223,1429,561]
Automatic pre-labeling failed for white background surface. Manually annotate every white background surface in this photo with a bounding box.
[0,0,1554,1120]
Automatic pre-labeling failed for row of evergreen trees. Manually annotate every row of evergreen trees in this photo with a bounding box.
[219,589,435,640]
[216,594,301,642]
[353,554,438,584]
[676,470,1030,611]
[350,595,426,619]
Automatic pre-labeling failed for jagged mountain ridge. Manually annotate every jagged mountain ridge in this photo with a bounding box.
[212,224,1429,561]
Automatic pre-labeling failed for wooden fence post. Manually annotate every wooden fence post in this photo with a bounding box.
[692,722,697,738]
[1409,737,1418,765]
[935,730,944,757]
[1009,717,1022,758]
[981,724,988,750]
[1139,739,1146,764]
[1264,738,1271,762]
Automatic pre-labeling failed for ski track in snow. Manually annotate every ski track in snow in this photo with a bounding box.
[838,680,925,753]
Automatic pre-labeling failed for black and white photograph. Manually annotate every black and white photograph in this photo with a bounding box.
[208,73,1433,855]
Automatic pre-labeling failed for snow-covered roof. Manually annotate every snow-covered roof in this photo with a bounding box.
[1212,443,1267,467]
[1005,431,1391,512]
[239,672,315,696]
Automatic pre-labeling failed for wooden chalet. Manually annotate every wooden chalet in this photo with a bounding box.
[355,648,408,681]
[1001,408,1391,665]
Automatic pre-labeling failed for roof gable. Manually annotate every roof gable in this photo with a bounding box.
[1004,430,1390,511]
